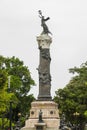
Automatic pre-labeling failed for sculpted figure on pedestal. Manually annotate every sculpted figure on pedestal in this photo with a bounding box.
[38,109,43,123]
[38,10,52,35]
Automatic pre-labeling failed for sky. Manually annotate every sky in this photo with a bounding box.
[0,0,87,98]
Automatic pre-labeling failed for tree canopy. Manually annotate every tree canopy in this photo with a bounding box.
[0,55,35,129]
[54,62,87,128]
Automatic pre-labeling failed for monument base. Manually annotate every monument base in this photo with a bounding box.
[38,95,52,101]
[21,101,60,130]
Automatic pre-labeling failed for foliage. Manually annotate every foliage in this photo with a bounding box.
[0,55,35,129]
[54,62,87,127]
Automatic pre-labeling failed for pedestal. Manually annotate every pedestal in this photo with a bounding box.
[21,101,60,130]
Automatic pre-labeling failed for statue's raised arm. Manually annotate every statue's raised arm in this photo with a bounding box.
[38,10,52,35]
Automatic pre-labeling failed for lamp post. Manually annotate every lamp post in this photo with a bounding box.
[8,76,12,130]
[18,112,21,127]
[9,101,12,130]
[15,113,21,130]
[73,112,80,130]
[8,76,11,92]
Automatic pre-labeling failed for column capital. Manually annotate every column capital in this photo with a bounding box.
[37,34,52,49]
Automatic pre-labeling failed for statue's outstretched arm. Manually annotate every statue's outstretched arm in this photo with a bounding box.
[44,17,50,21]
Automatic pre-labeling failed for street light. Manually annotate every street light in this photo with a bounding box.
[8,76,11,92]
[73,112,80,130]
[9,101,12,130]
[73,112,80,116]
[15,113,21,130]
[8,76,12,130]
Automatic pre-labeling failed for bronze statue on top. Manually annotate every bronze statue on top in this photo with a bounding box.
[38,10,52,35]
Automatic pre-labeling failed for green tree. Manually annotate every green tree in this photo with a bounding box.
[0,68,16,129]
[0,55,35,129]
[54,62,87,128]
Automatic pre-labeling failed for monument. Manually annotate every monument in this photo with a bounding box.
[21,11,60,130]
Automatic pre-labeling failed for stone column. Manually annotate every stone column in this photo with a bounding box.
[37,34,52,101]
